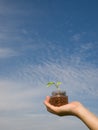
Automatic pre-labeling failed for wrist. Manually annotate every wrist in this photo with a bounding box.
[72,102,90,120]
[70,101,84,117]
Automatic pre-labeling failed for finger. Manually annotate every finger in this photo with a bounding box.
[45,96,50,102]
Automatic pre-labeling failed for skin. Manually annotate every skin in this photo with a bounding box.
[44,96,98,130]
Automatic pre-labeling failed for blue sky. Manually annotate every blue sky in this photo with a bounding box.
[0,0,98,130]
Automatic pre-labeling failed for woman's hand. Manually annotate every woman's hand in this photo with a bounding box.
[44,96,98,130]
[44,96,81,116]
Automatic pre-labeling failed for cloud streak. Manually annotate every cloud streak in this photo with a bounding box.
[10,59,98,99]
[0,115,87,130]
[0,48,18,58]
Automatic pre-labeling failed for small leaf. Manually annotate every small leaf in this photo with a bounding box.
[56,82,62,86]
[47,82,55,87]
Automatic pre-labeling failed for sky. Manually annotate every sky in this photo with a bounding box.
[0,0,98,130]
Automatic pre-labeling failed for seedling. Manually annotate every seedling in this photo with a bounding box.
[46,81,68,106]
[47,81,62,91]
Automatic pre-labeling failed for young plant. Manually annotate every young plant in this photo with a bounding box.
[47,81,62,91]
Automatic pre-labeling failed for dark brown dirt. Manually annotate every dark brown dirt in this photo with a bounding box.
[49,96,68,107]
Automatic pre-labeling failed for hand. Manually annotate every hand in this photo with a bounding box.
[44,96,98,130]
[44,96,82,116]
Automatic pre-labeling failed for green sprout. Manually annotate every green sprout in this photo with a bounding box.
[47,81,62,90]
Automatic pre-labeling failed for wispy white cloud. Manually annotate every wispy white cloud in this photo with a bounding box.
[0,114,87,130]
[11,59,98,100]
[71,33,81,42]
[0,48,18,58]
[0,79,42,111]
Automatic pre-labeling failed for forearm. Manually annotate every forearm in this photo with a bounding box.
[74,103,98,130]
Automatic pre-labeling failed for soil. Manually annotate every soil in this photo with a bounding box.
[49,95,68,107]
